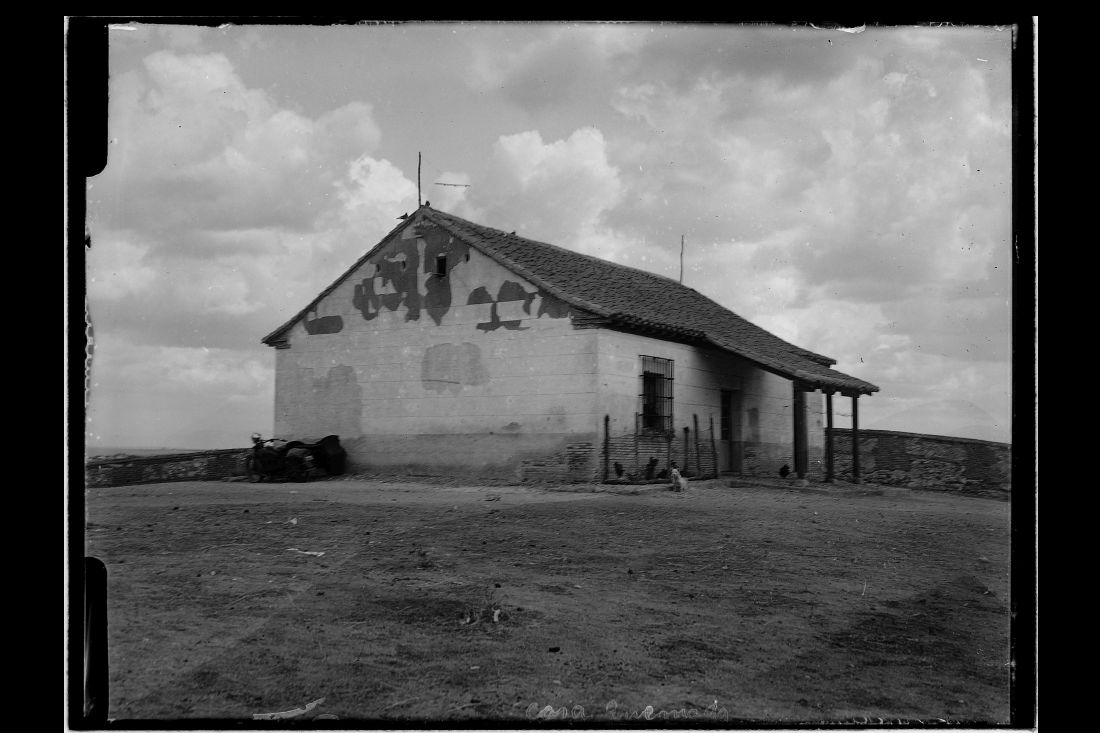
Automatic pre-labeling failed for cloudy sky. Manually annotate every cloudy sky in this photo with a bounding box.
[82,21,1016,450]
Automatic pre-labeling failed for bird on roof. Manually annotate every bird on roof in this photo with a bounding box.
[398,213,409,220]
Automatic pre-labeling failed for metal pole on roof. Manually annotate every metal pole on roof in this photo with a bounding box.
[417,152,422,207]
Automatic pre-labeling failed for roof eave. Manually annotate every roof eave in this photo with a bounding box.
[703,334,878,396]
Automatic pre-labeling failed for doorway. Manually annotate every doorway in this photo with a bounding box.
[719,389,742,474]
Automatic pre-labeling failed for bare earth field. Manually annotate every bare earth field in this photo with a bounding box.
[82,477,1012,725]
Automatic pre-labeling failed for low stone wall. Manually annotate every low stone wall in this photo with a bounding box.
[85,449,250,488]
[831,428,1010,496]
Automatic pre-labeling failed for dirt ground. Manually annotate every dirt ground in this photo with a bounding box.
[81,476,1012,724]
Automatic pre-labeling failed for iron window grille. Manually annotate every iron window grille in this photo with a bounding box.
[638,355,674,435]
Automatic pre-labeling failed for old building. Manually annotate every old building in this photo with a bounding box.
[262,204,878,482]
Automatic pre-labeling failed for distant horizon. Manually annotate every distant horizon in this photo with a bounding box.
[85,423,1013,457]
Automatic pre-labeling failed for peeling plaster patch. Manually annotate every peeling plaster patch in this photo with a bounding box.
[351,223,470,325]
[421,343,490,394]
[470,280,543,332]
[302,308,344,335]
[419,223,471,325]
[468,286,494,305]
[536,292,572,319]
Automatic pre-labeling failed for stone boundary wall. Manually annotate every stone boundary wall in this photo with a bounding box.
[82,429,1011,494]
[831,428,1011,496]
[85,449,250,488]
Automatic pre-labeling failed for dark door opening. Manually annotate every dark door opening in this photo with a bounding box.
[720,389,742,474]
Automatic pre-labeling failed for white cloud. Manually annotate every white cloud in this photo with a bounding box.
[466,25,645,105]
[87,48,417,353]
[95,51,386,235]
[86,235,158,301]
[471,127,623,246]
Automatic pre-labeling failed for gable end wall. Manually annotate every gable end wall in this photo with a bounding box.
[272,219,599,476]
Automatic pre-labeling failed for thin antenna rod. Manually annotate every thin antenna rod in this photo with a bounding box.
[680,234,685,284]
[417,153,422,207]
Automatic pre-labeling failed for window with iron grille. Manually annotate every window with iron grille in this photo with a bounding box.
[638,355,674,434]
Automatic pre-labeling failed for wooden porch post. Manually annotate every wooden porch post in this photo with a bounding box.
[851,393,861,484]
[825,392,835,483]
[793,383,808,479]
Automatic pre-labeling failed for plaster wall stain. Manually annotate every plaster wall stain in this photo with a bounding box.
[421,343,490,394]
[747,408,761,443]
[293,364,363,438]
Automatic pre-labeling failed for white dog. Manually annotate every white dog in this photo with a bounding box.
[670,467,689,492]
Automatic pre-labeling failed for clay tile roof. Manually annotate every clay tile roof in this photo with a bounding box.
[420,207,879,395]
[262,205,878,396]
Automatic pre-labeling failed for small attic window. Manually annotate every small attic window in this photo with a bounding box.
[435,254,447,277]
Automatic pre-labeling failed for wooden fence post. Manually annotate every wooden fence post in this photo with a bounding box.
[709,414,718,478]
[693,414,701,478]
[666,427,672,473]
[633,416,640,479]
[603,414,610,482]
[683,426,691,475]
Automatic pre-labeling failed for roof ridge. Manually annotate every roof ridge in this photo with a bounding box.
[423,206,838,367]
[423,206,686,285]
